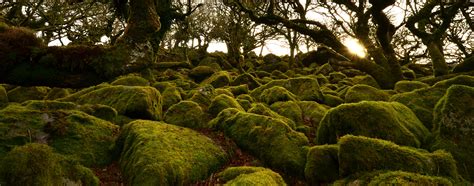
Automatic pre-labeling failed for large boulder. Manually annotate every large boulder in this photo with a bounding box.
[250,77,324,102]
[60,85,162,120]
[0,103,119,166]
[338,135,459,179]
[305,145,340,184]
[316,101,430,148]
[431,85,474,181]
[260,86,297,105]
[0,143,99,186]
[7,86,50,103]
[200,71,232,88]
[217,166,286,186]
[211,109,309,178]
[394,80,430,93]
[164,101,208,129]
[111,74,150,86]
[391,75,474,129]
[208,94,244,116]
[344,84,390,103]
[333,171,454,186]
[117,120,227,185]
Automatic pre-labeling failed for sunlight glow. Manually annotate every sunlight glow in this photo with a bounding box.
[344,38,367,58]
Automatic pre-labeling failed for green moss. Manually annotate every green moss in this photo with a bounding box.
[315,74,329,85]
[44,87,70,100]
[0,104,119,166]
[201,71,232,88]
[260,86,298,105]
[338,135,459,179]
[394,80,430,93]
[316,101,430,148]
[314,63,334,75]
[61,85,162,120]
[390,75,474,129]
[77,104,118,122]
[0,85,8,108]
[218,166,286,186]
[111,74,150,86]
[198,56,223,70]
[22,100,77,110]
[271,70,289,79]
[269,101,302,126]
[248,103,296,129]
[189,66,216,82]
[189,85,215,108]
[431,85,474,181]
[215,88,235,97]
[350,75,380,88]
[333,171,453,186]
[250,76,324,102]
[164,101,208,129]
[231,73,262,90]
[161,86,183,111]
[329,72,347,84]
[208,94,244,117]
[322,93,344,107]
[152,81,176,92]
[344,84,390,103]
[213,110,309,178]
[304,145,339,183]
[226,84,249,96]
[7,86,50,103]
[117,120,228,185]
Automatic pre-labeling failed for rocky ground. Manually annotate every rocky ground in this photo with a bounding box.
[0,52,473,185]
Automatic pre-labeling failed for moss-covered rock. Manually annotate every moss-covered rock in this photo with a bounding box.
[350,75,380,88]
[7,86,50,103]
[161,86,183,111]
[338,135,459,179]
[44,87,70,100]
[431,85,474,181]
[0,85,8,107]
[394,80,430,93]
[201,71,232,88]
[314,63,334,75]
[189,85,215,108]
[226,84,249,96]
[0,103,119,166]
[390,75,474,129]
[271,70,289,79]
[61,85,162,120]
[0,143,99,186]
[322,93,344,107]
[208,94,244,116]
[212,110,309,178]
[231,73,262,90]
[344,84,390,103]
[260,86,298,105]
[218,166,286,186]
[77,104,118,122]
[329,72,347,84]
[111,74,149,86]
[189,66,216,82]
[304,145,339,183]
[333,171,453,186]
[164,101,208,129]
[215,88,234,97]
[248,103,297,129]
[316,101,430,148]
[198,56,223,70]
[117,120,227,185]
[250,77,323,102]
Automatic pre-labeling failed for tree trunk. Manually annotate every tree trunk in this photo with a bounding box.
[426,41,449,77]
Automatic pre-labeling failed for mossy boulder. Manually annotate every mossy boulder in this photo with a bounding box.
[111,74,150,86]
[390,75,474,129]
[61,85,162,120]
[304,145,340,183]
[0,85,8,107]
[198,56,223,70]
[208,94,244,116]
[260,86,297,105]
[161,86,183,111]
[164,101,208,129]
[218,166,286,186]
[316,101,430,148]
[212,110,309,178]
[189,66,216,82]
[7,86,50,103]
[117,120,227,185]
[231,73,262,90]
[333,171,453,186]
[329,72,347,84]
[350,75,380,88]
[322,93,344,107]
[215,88,234,97]
[44,87,70,100]
[394,80,430,93]
[189,85,215,108]
[338,135,459,179]
[248,103,297,129]
[77,104,118,122]
[250,77,323,102]
[270,101,328,131]
[314,63,334,75]
[201,71,232,88]
[226,84,249,96]
[0,103,119,166]
[431,85,474,181]
[0,143,99,186]
[344,84,390,103]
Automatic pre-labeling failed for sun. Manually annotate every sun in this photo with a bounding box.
[344,38,367,58]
